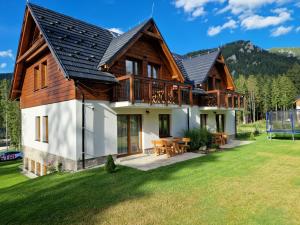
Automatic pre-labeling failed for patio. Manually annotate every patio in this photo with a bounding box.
[116,152,205,171]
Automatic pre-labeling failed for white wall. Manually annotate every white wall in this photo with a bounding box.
[22,100,77,161]
[171,108,188,137]
[77,100,118,160]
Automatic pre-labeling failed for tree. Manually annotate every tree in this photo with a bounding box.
[286,63,300,93]
[235,75,248,123]
[278,76,297,111]
[247,75,259,122]
[271,77,280,112]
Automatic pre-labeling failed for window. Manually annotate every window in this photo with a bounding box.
[41,61,47,88]
[147,64,159,79]
[215,78,221,90]
[200,114,208,129]
[34,66,40,91]
[159,114,170,138]
[207,77,214,90]
[216,114,225,133]
[35,116,40,141]
[126,59,140,75]
[43,116,48,143]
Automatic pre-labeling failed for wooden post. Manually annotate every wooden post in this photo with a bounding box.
[238,95,241,109]
[130,75,135,104]
[225,94,228,108]
[232,95,235,109]
[189,87,193,106]
[178,86,182,106]
[217,90,220,108]
[149,81,152,105]
[164,83,168,106]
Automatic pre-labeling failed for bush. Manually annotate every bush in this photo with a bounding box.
[105,155,116,173]
[57,162,63,172]
[182,128,212,150]
[250,132,256,140]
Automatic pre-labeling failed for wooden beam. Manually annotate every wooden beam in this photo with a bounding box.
[178,86,182,107]
[189,87,193,106]
[149,81,152,105]
[17,37,45,63]
[217,90,220,108]
[129,75,135,104]
[142,31,163,41]
[25,43,48,63]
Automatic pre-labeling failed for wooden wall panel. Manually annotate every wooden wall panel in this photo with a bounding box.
[20,52,76,109]
[109,37,174,81]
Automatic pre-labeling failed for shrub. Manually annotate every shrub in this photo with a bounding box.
[182,128,213,150]
[105,155,116,173]
[57,162,63,172]
[250,132,256,140]
[47,161,57,174]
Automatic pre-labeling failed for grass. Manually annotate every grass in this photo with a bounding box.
[1,135,300,224]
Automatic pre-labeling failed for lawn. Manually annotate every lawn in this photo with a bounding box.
[1,135,300,225]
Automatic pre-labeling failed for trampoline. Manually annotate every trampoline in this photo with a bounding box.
[266,110,300,140]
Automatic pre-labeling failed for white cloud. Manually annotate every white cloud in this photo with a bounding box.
[271,25,293,36]
[108,28,124,34]
[207,19,237,36]
[241,8,291,30]
[0,49,14,60]
[0,63,7,69]
[174,0,225,18]
[296,26,300,32]
[218,0,290,15]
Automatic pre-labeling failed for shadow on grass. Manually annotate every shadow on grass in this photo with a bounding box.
[0,147,253,225]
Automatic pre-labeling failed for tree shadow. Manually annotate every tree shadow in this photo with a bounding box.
[0,147,250,225]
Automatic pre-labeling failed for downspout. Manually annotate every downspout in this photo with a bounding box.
[75,81,85,169]
[187,107,190,131]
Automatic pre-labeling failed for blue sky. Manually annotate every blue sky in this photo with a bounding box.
[1,0,300,73]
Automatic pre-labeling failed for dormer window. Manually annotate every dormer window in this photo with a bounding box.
[126,59,140,75]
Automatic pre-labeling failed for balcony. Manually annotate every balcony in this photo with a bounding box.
[113,75,193,106]
[198,90,244,109]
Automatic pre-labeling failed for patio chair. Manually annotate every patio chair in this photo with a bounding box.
[181,137,191,153]
[152,140,165,155]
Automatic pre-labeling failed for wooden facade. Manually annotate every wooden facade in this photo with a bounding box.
[20,51,76,109]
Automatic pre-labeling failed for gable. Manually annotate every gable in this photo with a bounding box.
[101,19,185,82]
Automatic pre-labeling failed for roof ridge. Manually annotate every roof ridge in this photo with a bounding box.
[27,3,109,33]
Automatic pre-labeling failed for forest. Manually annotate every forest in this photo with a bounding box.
[0,75,21,148]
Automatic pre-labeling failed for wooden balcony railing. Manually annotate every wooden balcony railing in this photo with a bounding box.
[113,75,193,106]
[198,90,244,109]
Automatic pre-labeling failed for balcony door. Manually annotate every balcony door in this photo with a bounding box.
[117,115,142,156]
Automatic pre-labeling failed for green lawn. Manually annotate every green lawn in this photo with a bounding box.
[1,135,300,225]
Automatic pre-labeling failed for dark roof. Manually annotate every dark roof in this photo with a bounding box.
[99,19,151,67]
[28,3,118,83]
[172,53,190,81]
[175,49,221,85]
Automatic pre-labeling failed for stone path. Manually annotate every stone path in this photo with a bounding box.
[116,152,205,171]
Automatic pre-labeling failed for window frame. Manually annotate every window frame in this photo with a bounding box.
[147,63,160,79]
[42,116,49,143]
[159,114,171,138]
[200,114,208,129]
[125,59,141,75]
[41,60,47,89]
[35,116,41,141]
[34,65,40,91]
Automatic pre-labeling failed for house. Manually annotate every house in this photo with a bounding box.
[10,3,243,175]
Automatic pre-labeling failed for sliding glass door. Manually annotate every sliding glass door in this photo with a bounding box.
[117,115,142,155]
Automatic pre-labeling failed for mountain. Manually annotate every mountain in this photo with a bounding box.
[269,48,300,59]
[0,73,13,80]
[186,40,300,77]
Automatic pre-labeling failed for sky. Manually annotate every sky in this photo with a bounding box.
[0,0,300,73]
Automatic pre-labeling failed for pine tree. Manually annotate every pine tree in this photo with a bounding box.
[286,63,300,93]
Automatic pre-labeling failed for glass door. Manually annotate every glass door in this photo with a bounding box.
[130,115,141,154]
[117,115,142,155]
[117,115,128,154]
[216,114,225,133]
